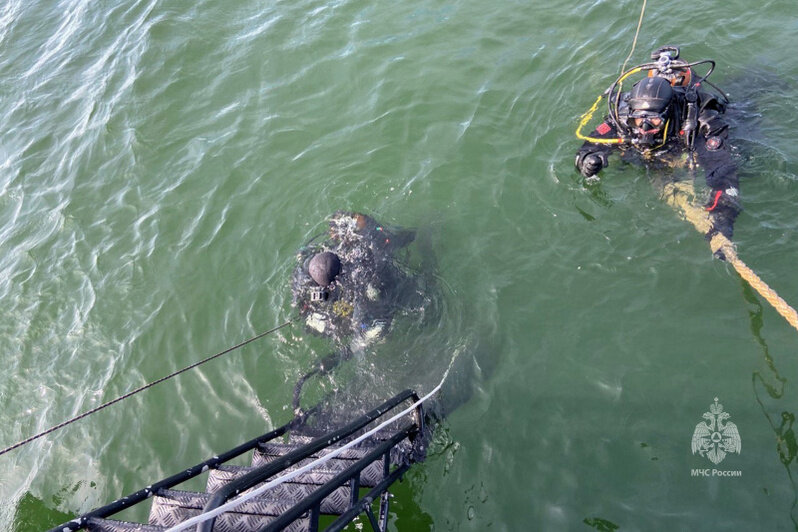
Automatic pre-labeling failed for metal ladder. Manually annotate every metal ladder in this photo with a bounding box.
[50,389,428,532]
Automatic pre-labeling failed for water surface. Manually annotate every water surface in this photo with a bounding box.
[1,0,798,530]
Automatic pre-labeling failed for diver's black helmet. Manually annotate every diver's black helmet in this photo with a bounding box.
[628,77,673,117]
[308,251,341,286]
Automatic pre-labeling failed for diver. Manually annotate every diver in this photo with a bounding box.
[290,211,421,411]
[575,46,741,246]
[291,210,419,350]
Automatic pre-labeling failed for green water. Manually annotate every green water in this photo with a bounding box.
[2,0,798,530]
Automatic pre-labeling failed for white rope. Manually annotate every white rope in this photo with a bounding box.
[165,353,459,532]
[620,0,647,75]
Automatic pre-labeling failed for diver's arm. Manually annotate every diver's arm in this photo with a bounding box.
[575,119,618,178]
[695,111,740,240]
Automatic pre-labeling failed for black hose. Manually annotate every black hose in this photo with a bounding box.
[604,57,729,131]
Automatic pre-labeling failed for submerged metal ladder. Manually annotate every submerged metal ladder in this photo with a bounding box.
[50,389,428,532]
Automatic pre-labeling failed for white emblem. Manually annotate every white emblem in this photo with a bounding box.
[692,397,741,465]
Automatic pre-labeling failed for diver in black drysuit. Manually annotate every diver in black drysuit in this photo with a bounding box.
[575,46,741,250]
[290,211,420,410]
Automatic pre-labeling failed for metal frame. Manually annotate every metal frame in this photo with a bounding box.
[199,389,422,531]
[50,389,426,532]
[48,422,297,532]
[258,425,416,532]
[325,463,411,532]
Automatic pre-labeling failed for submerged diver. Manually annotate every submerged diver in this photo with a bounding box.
[575,46,741,247]
[290,211,422,410]
[291,211,420,350]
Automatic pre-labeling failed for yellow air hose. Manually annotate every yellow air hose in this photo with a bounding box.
[662,180,798,331]
[575,67,643,145]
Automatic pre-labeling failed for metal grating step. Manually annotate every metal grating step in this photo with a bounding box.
[247,448,385,486]
[147,489,308,532]
[286,431,398,448]
[48,390,426,532]
[205,465,365,514]
[84,517,167,532]
[255,439,406,475]
[255,440,375,463]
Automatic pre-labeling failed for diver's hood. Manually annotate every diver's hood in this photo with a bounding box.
[308,251,341,286]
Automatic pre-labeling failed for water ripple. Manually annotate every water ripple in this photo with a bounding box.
[1,0,797,529]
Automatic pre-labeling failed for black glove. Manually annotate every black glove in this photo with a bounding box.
[575,152,606,178]
[705,188,741,239]
[706,228,729,261]
[711,212,734,240]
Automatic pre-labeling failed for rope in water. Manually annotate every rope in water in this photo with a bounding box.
[662,181,798,332]
[577,0,648,144]
[0,319,294,458]
[619,0,647,75]
[613,3,798,330]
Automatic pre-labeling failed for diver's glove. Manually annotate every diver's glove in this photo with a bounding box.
[575,152,607,178]
[705,187,741,241]
[706,228,728,261]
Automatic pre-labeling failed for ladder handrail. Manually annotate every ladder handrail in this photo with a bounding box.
[197,389,421,532]
[47,420,300,532]
[259,423,418,532]
[48,389,425,532]
[324,463,412,532]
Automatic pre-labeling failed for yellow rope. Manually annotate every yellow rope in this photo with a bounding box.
[662,181,798,332]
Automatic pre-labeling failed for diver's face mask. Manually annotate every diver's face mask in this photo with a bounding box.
[628,111,666,146]
[632,115,663,133]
